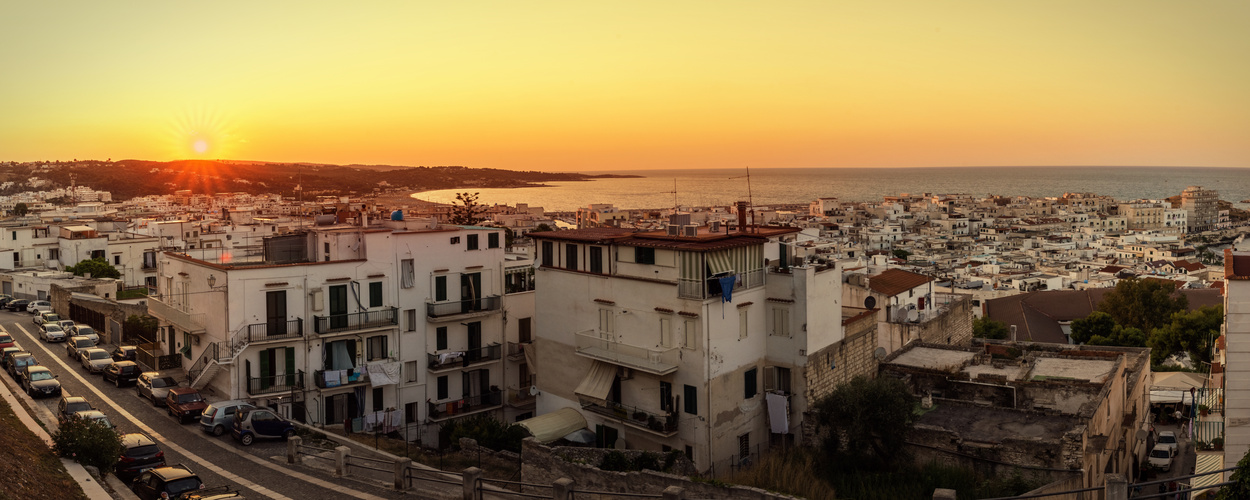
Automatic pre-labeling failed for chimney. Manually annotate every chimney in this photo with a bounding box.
[736,201,748,232]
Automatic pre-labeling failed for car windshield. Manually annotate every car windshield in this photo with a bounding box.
[0,335,11,343]
[153,377,177,388]
[68,402,92,413]
[76,339,93,347]
[1151,448,1170,459]
[90,416,112,427]
[17,356,35,366]
[89,351,109,360]
[165,477,203,495]
[177,393,203,404]
[126,444,160,457]
[78,327,94,335]
[30,371,52,381]
[46,325,63,332]
[1158,435,1177,444]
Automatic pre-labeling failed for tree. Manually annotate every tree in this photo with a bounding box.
[973,316,1011,340]
[123,314,159,343]
[1070,311,1117,344]
[1217,448,1250,500]
[13,202,28,216]
[812,375,917,471]
[65,257,121,279]
[449,192,487,225]
[52,416,123,472]
[892,249,911,260]
[1097,278,1188,332]
[1147,305,1223,366]
[534,223,553,233]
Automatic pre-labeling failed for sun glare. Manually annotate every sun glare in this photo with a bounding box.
[166,107,238,159]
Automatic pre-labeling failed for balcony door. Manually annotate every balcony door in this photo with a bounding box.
[462,368,489,398]
[460,273,482,313]
[466,321,482,362]
[266,290,287,338]
[329,285,348,330]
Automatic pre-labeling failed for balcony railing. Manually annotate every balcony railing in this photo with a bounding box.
[582,400,678,437]
[427,343,502,371]
[426,295,502,319]
[313,368,369,389]
[507,341,530,361]
[506,383,536,407]
[427,390,503,421]
[574,329,679,376]
[314,307,398,335]
[248,370,304,396]
[677,269,765,300]
[240,319,303,343]
[148,296,207,333]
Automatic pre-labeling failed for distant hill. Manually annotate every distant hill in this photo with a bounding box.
[2,159,639,201]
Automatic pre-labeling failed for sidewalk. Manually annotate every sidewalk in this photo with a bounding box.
[0,369,113,500]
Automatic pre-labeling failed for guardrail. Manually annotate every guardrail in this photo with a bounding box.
[426,295,502,318]
[247,370,304,395]
[314,307,398,335]
[427,343,502,370]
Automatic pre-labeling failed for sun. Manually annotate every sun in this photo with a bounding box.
[166,106,238,159]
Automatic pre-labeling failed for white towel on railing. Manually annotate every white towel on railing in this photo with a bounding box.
[323,370,341,387]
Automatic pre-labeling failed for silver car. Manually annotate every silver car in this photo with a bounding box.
[137,372,179,407]
[41,324,67,342]
[71,325,98,343]
[79,348,112,373]
[200,400,255,436]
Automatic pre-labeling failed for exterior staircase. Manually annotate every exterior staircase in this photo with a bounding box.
[187,327,253,390]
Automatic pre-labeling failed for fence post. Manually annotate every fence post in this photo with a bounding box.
[335,445,350,477]
[394,457,411,490]
[1104,473,1128,500]
[932,489,956,500]
[661,486,685,500]
[463,467,482,500]
[552,477,574,500]
[288,436,301,464]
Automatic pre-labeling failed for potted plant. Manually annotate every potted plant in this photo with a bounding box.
[633,410,647,421]
[1213,437,1224,450]
[1199,404,1210,416]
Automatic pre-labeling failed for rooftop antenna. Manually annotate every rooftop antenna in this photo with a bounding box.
[671,178,678,213]
[730,167,755,232]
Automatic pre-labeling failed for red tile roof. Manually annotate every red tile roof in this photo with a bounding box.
[1226,249,1250,280]
[868,268,933,297]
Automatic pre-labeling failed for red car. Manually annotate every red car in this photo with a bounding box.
[167,388,208,424]
[0,332,15,350]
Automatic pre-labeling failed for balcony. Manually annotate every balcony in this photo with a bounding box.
[427,343,502,372]
[426,295,502,320]
[677,269,764,300]
[507,341,530,362]
[506,384,536,408]
[239,319,303,344]
[314,307,398,335]
[248,370,305,396]
[313,368,369,389]
[427,390,503,422]
[574,329,679,376]
[582,400,678,437]
[148,296,206,333]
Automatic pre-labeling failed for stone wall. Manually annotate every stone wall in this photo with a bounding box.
[520,438,796,500]
[881,294,974,349]
[800,310,878,444]
[906,423,1081,486]
[50,284,150,344]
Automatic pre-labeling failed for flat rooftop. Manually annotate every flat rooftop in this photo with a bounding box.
[1027,357,1116,383]
[918,402,1077,443]
[889,347,975,372]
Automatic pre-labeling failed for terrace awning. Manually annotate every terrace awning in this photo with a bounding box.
[573,361,616,405]
[517,408,588,444]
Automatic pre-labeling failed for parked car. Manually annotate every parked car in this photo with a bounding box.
[73,410,116,431]
[180,486,243,500]
[27,300,52,314]
[72,325,99,343]
[7,352,37,380]
[231,407,295,445]
[1,347,25,371]
[200,400,255,437]
[58,396,95,423]
[80,348,113,373]
[104,361,143,387]
[20,365,61,398]
[33,311,59,325]
[116,433,166,482]
[58,319,75,331]
[1148,443,1174,472]
[130,465,204,500]
[0,294,13,307]
[66,336,96,359]
[0,332,15,349]
[168,388,208,423]
[138,372,179,407]
[111,345,137,362]
[5,299,30,312]
[1157,431,1179,455]
[40,323,67,342]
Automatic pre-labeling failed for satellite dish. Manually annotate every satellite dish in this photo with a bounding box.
[864,296,876,309]
[529,385,540,397]
[908,310,920,322]
[874,347,887,361]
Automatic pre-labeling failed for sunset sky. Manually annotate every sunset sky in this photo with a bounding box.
[2,1,1248,171]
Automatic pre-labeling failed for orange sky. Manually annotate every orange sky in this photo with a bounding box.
[2,1,1248,171]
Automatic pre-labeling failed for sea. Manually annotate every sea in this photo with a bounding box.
[410,166,1250,213]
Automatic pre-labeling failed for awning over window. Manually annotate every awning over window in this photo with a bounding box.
[517,408,588,444]
[707,250,735,275]
[574,361,616,405]
[1190,452,1223,498]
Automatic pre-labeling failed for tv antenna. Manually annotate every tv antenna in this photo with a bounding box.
[730,167,755,232]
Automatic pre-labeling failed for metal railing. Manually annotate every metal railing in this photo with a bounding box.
[427,343,502,370]
[574,329,680,376]
[677,268,765,300]
[582,400,678,435]
[239,318,303,343]
[506,384,536,407]
[313,368,369,389]
[313,307,398,335]
[247,370,304,395]
[426,295,502,318]
[507,341,530,361]
[186,342,219,383]
[427,390,503,420]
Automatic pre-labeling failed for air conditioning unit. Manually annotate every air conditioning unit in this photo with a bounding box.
[710,221,721,232]
[666,225,680,236]
[683,225,698,237]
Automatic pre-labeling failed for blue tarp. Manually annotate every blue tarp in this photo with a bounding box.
[719,275,737,303]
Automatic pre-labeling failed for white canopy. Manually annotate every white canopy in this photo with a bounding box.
[517,408,588,444]
[574,361,617,405]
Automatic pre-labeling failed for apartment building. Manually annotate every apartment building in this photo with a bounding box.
[1181,186,1219,233]
[1224,249,1250,476]
[530,220,846,471]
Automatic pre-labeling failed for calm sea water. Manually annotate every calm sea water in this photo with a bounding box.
[412,167,1250,213]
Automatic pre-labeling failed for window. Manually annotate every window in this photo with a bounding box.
[660,382,672,412]
[660,318,672,348]
[436,327,448,350]
[437,376,449,400]
[467,234,479,250]
[635,247,655,264]
[565,244,578,271]
[114,255,121,265]
[405,309,416,331]
[435,276,447,301]
[405,402,420,423]
[683,385,697,415]
[739,307,749,339]
[450,236,460,245]
[367,335,388,361]
[685,445,693,461]
[400,259,414,288]
[683,319,697,349]
[405,361,419,382]
[744,367,758,399]
[369,281,383,307]
[373,387,384,412]
[738,433,750,460]
[541,241,553,267]
[770,307,790,337]
[518,317,532,343]
[599,309,614,334]
[765,366,791,394]
[488,233,500,249]
[589,246,603,274]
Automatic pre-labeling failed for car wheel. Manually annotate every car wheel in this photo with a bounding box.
[283,429,295,440]
[211,425,224,436]
[240,433,255,446]
[114,377,121,388]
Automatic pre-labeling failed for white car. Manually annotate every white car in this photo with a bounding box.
[27,300,51,315]
[1148,444,1174,472]
[79,348,112,373]
[1157,431,1179,455]
[71,325,98,343]
[58,319,75,331]
[34,311,60,326]
[40,324,67,343]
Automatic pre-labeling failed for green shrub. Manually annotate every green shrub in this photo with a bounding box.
[52,417,123,472]
[600,450,631,471]
[438,414,528,453]
[633,451,662,472]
